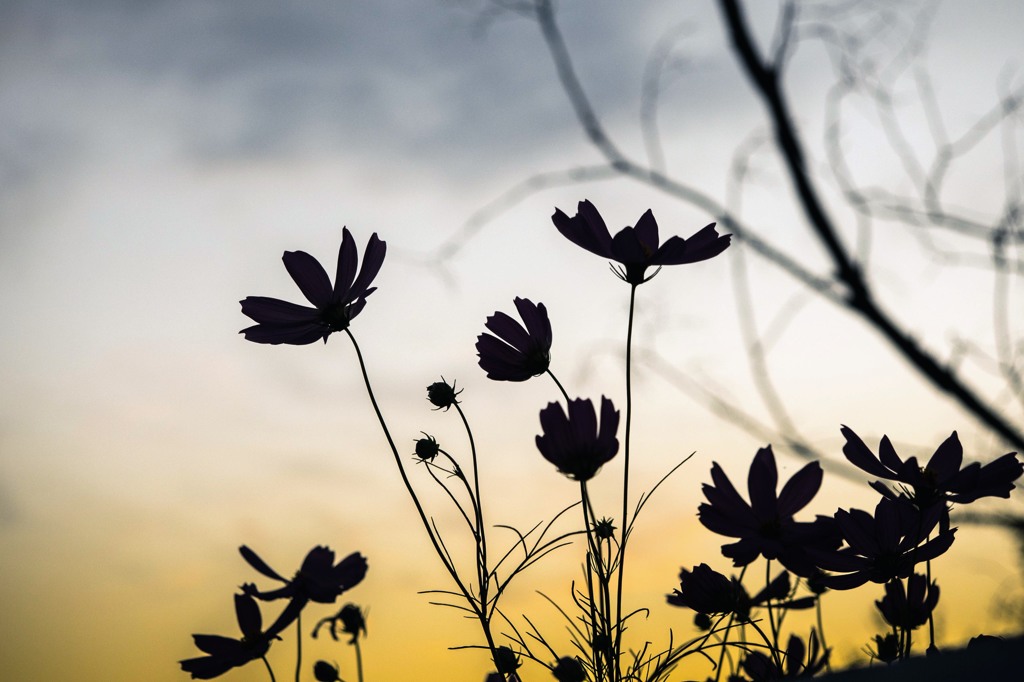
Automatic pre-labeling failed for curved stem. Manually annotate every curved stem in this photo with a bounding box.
[354,639,364,682]
[455,403,489,617]
[343,329,500,663]
[261,655,277,682]
[546,368,571,404]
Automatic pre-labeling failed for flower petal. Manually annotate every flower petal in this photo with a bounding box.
[283,250,333,309]
[347,232,386,302]
[926,431,963,482]
[747,446,778,517]
[552,200,614,258]
[777,461,823,517]
[651,223,731,265]
[841,426,896,479]
[239,545,287,582]
[484,311,531,351]
[240,321,328,345]
[333,228,358,303]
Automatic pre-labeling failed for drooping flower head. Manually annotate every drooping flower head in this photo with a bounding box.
[240,228,386,344]
[875,574,939,631]
[841,426,1022,509]
[313,603,367,645]
[812,496,956,590]
[476,297,552,381]
[179,593,274,679]
[667,563,815,622]
[535,397,620,482]
[697,446,839,576]
[551,199,731,284]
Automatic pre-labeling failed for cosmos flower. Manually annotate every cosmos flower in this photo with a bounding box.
[875,574,939,631]
[240,545,368,610]
[551,199,730,284]
[535,397,620,482]
[697,446,839,576]
[476,297,552,381]
[841,426,1022,508]
[240,228,386,344]
[179,593,274,679]
[812,497,956,590]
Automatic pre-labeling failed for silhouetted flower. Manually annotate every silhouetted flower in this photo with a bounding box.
[427,377,461,411]
[812,497,955,590]
[240,228,386,344]
[476,297,552,381]
[737,632,829,680]
[668,563,814,622]
[552,656,587,682]
[697,446,839,576]
[668,563,743,617]
[867,633,900,663]
[414,434,440,461]
[240,545,367,617]
[551,199,730,284]
[313,603,367,644]
[313,660,341,682]
[180,593,275,679]
[876,574,939,631]
[841,426,1022,509]
[535,397,620,482]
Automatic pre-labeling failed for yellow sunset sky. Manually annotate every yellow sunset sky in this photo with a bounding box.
[1,1,1023,681]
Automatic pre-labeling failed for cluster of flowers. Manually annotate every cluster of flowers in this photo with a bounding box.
[181,546,367,681]
[670,427,1021,679]
[182,198,1022,681]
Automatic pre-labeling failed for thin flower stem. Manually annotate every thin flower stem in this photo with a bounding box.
[613,282,639,680]
[343,329,501,664]
[580,481,605,678]
[354,639,364,682]
[764,559,780,663]
[712,613,736,682]
[294,612,302,682]
[546,368,571,404]
[815,596,831,673]
[713,565,747,682]
[926,558,936,651]
[455,403,489,622]
[261,655,277,682]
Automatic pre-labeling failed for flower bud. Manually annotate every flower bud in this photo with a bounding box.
[426,378,461,411]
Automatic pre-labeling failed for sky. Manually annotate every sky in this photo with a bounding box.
[1,1,1023,680]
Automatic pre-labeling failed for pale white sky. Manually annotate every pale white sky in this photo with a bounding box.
[1,1,1023,680]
